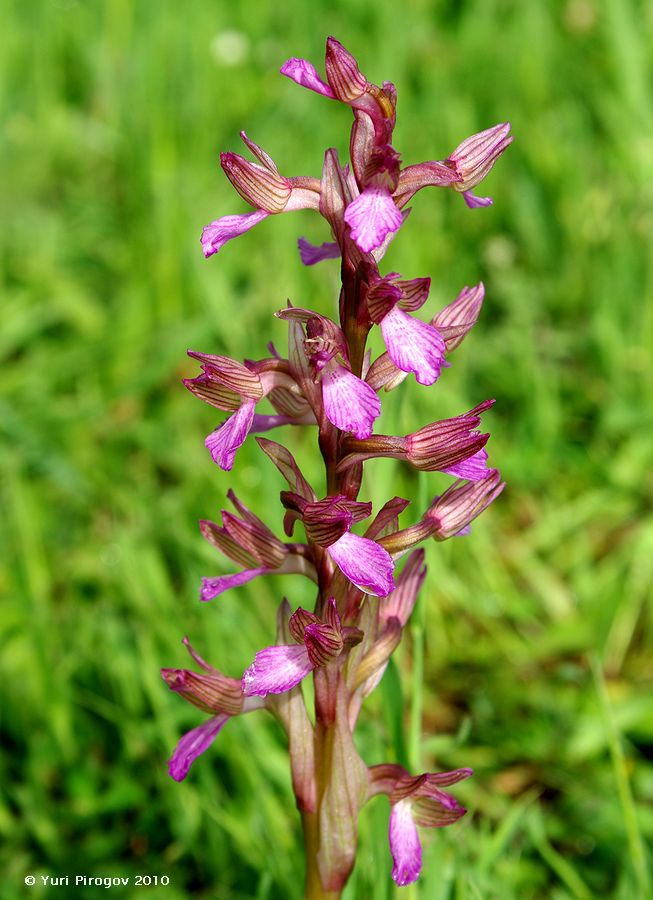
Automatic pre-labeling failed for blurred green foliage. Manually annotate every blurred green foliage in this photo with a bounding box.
[1,0,652,897]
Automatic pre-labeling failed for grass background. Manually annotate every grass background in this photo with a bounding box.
[2,0,652,897]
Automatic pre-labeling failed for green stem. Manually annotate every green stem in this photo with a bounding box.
[590,653,652,899]
[302,810,341,900]
[408,592,425,772]
[300,254,369,900]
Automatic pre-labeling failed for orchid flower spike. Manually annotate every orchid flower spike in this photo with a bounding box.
[167,35,512,893]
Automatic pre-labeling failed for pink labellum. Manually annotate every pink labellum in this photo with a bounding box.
[463,190,493,208]
[280,58,335,98]
[321,362,381,438]
[344,187,403,253]
[389,800,422,886]
[168,714,230,782]
[442,448,489,481]
[380,306,446,386]
[242,644,313,697]
[204,400,256,470]
[200,566,269,602]
[298,237,341,265]
[201,209,270,258]
[327,530,395,597]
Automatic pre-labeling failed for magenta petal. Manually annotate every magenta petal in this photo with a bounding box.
[201,209,270,258]
[200,566,269,602]
[328,531,395,597]
[250,413,295,432]
[242,644,313,697]
[380,306,446,386]
[321,363,381,439]
[298,237,341,265]
[280,58,336,98]
[168,714,229,782]
[344,187,403,253]
[205,400,256,470]
[442,448,489,481]
[462,190,493,209]
[389,800,422,886]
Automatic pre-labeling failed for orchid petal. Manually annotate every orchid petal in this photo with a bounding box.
[389,800,422,886]
[344,187,403,253]
[200,566,269,602]
[205,400,256,470]
[201,209,270,258]
[462,190,493,209]
[328,530,395,597]
[250,413,295,432]
[380,306,446,386]
[298,237,341,266]
[449,123,512,191]
[168,714,229,782]
[242,644,313,696]
[442,448,489,481]
[280,58,335,98]
[321,363,381,439]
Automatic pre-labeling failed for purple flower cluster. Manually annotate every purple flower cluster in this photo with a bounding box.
[163,37,510,893]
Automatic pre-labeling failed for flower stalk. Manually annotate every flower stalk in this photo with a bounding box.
[162,36,510,896]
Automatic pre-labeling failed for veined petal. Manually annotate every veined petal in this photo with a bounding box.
[325,36,367,102]
[442,448,489,481]
[463,190,493,208]
[344,187,403,253]
[201,209,270,258]
[380,549,426,626]
[321,363,381,439]
[427,469,504,539]
[200,566,269,602]
[280,57,335,98]
[168,714,229,782]
[205,400,256,470]
[298,237,340,266]
[250,413,295,432]
[389,800,422,886]
[449,122,512,191]
[380,306,446,386]
[328,530,395,597]
[221,152,292,212]
[431,282,485,352]
[242,644,313,696]
[304,621,343,667]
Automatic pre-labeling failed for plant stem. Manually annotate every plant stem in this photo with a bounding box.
[408,594,425,772]
[301,810,342,899]
[590,653,652,899]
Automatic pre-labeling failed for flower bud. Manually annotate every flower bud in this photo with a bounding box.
[431,282,485,352]
[325,36,367,102]
[447,122,512,193]
[427,469,505,539]
[221,152,292,212]
[161,638,244,716]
